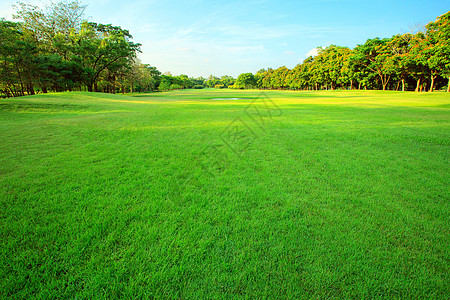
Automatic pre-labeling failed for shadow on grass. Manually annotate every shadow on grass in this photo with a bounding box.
[0,102,96,113]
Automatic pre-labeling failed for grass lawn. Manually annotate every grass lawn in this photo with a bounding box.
[0,89,449,298]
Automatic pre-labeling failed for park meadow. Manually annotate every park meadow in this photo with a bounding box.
[1,89,449,298]
[1,1,450,298]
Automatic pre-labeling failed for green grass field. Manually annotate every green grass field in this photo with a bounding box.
[1,89,449,299]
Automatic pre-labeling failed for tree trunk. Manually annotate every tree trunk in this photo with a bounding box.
[28,84,35,95]
[430,75,436,92]
[15,64,25,96]
[447,76,450,92]
[402,79,405,92]
[380,74,388,91]
[396,81,400,91]
[6,86,13,98]
[415,78,421,92]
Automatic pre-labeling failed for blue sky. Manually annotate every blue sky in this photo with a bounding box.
[1,0,449,77]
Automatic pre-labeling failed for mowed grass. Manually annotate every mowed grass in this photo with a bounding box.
[0,89,449,299]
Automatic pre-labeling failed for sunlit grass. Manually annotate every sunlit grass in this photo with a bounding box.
[0,89,449,298]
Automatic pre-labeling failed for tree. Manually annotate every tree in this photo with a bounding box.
[176,74,191,89]
[158,75,172,91]
[352,38,396,90]
[70,22,141,92]
[220,75,235,87]
[256,68,274,89]
[271,66,290,89]
[409,32,431,92]
[314,45,352,89]
[205,75,220,88]
[127,62,157,92]
[424,12,450,92]
[1,1,147,96]
[236,72,256,89]
[0,19,39,97]
[36,54,84,92]
[13,0,86,48]
[389,34,415,91]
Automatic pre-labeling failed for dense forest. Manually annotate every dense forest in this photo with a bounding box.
[0,1,448,97]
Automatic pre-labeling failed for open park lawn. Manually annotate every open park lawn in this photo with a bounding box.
[0,89,449,298]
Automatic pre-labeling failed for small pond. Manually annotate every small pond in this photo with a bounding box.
[211,98,248,100]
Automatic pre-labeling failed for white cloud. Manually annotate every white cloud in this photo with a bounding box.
[305,47,320,57]
[285,51,294,55]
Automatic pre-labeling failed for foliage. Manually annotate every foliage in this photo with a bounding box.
[157,74,202,91]
[205,75,235,88]
[236,72,256,89]
[236,11,449,92]
[424,12,450,91]
[0,1,142,97]
[13,0,86,45]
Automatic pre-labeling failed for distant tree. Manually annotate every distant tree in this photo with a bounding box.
[424,12,450,91]
[388,34,415,91]
[13,0,86,48]
[341,53,356,89]
[256,68,274,89]
[70,22,141,92]
[0,19,39,96]
[271,66,290,89]
[0,1,152,96]
[174,74,188,89]
[314,45,352,89]
[206,75,220,88]
[190,76,206,87]
[147,66,161,89]
[409,32,431,92]
[220,75,235,87]
[124,60,157,93]
[254,69,265,88]
[236,72,256,89]
[159,75,172,91]
[36,54,84,92]
[352,38,396,90]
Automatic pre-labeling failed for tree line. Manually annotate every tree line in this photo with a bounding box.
[0,0,150,97]
[1,2,448,97]
[233,11,449,92]
[0,0,238,97]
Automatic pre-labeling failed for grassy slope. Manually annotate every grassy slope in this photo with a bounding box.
[0,90,449,298]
